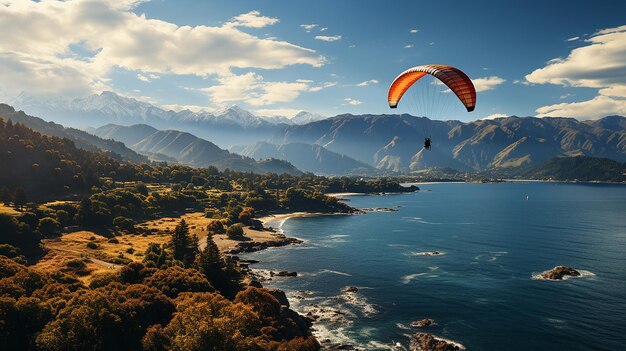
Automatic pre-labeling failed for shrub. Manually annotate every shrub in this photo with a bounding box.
[225,224,244,239]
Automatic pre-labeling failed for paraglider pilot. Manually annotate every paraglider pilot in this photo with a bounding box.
[424,137,431,151]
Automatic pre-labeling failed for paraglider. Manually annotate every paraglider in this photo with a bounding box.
[388,64,476,151]
[423,137,431,151]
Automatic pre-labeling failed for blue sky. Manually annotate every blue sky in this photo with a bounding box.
[1,0,625,121]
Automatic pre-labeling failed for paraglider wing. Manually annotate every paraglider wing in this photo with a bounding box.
[388,64,476,112]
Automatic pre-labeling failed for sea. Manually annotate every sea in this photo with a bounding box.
[243,182,626,350]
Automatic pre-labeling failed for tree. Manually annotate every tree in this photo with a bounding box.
[37,217,60,237]
[207,220,225,235]
[194,237,223,287]
[170,219,198,266]
[0,186,12,205]
[13,187,26,210]
[225,224,244,239]
[238,207,254,225]
[143,243,169,268]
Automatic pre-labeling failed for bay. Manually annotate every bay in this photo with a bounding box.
[244,182,626,350]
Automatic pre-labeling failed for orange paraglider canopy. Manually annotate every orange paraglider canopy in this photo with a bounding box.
[388,64,476,112]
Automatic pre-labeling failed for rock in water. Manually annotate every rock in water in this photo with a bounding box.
[540,265,581,280]
[410,333,462,351]
[411,319,435,328]
[344,286,359,293]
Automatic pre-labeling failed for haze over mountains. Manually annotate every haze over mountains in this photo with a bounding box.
[7,91,326,147]
[2,91,625,175]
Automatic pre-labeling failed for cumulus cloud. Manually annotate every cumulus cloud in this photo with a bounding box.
[356,79,379,87]
[536,96,626,118]
[482,113,508,120]
[526,25,626,119]
[410,29,418,33]
[472,76,506,92]
[315,35,342,42]
[343,98,362,105]
[202,73,333,106]
[227,10,278,28]
[0,0,324,98]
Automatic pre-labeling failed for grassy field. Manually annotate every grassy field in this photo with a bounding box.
[0,203,20,215]
[34,211,285,284]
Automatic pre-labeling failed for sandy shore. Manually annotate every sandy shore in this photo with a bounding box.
[210,212,336,254]
[325,192,365,198]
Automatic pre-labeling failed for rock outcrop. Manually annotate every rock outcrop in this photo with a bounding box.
[410,333,463,351]
[539,265,581,280]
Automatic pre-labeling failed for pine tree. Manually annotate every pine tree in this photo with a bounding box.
[13,187,26,209]
[195,235,223,284]
[170,219,198,266]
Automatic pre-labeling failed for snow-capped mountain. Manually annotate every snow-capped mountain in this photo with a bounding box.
[4,91,326,147]
[291,111,326,124]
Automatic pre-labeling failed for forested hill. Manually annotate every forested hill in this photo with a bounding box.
[0,116,131,196]
[519,156,626,182]
[0,104,147,163]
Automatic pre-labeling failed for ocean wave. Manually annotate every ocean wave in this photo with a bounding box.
[401,272,428,284]
[474,251,508,262]
[410,251,445,257]
[338,287,379,316]
[401,267,439,284]
[299,269,353,277]
[320,269,353,276]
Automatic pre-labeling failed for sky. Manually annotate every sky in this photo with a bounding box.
[0,0,625,121]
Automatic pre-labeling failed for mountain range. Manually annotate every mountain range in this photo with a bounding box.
[273,114,626,172]
[0,104,302,175]
[7,91,326,148]
[3,91,626,175]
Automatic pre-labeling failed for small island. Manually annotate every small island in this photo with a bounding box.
[536,265,583,280]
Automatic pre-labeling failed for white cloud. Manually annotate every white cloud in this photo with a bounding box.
[320,27,328,32]
[559,93,574,99]
[0,1,324,98]
[300,24,318,32]
[137,73,159,82]
[404,44,414,49]
[473,76,506,92]
[482,113,508,120]
[566,36,579,42]
[315,35,342,42]
[348,44,356,48]
[356,79,379,87]
[308,81,337,92]
[527,25,626,119]
[253,108,303,117]
[202,73,331,106]
[410,29,418,33]
[227,10,278,28]
[536,95,626,119]
[343,98,362,105]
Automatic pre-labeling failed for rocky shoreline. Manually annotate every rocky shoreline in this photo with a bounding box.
[410,333,464,351]
[225,234,303,254]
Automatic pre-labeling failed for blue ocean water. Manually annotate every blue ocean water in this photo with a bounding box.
[244,183,626,350]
